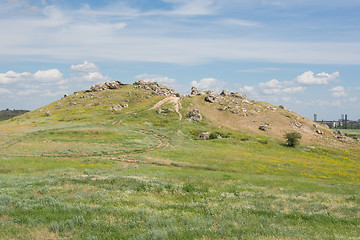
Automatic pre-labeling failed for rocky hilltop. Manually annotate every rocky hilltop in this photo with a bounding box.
[12,80,358,146]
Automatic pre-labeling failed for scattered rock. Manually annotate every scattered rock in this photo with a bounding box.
[188,109,202,121]
[204,90,219,103]
[70,102,77,106]
[259,123,271,131]
[230,92,247,99]
[63,94,68,98]
[230,108,239,114]
[294,121,302,128]
[111,105,122,111]
[190,86,201,96]
[313,123,318,128]
[220,89,229,96]
[45,111,51,116]
[218,106,228,111]
[279,105,285,109]
[316,129,324,135]
[242,99,252,104]
[198,132,210,140]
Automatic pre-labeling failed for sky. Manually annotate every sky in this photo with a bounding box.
[0,0,359,121]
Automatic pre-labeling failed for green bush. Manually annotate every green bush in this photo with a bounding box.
[284,132,302,147]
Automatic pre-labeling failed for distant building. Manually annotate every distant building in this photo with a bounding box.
[314,113,359,129]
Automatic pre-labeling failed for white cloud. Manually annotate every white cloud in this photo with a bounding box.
[329,86,347,97]
[0,71,31,84]
[70,61,110,82]
[239,85,255,93]
[134,74,176,84]
[0,2,359,65]
[296,71,339,85]
[162,0,215,15]
[282,86,305,94]
[220,18,261,27]
[70,60,100,73]
[73,72,110,82]
[259,79,282,89]
[0,69,62,84]
[191,77,225,91]
[0,88,10,94]
[33,69,63,82]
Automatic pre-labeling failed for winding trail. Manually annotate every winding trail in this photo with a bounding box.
[149,96,182,121]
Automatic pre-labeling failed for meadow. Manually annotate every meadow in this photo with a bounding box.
[0,87,359,239]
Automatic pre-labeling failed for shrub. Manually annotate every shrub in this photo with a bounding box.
[209,132,218,140]
[284,132,302,147]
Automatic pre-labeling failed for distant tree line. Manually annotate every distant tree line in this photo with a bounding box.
[0,109,29,121]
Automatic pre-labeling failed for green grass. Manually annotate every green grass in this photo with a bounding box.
[0,86,359,239]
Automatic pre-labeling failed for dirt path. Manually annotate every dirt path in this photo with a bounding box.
[149,96,182,121]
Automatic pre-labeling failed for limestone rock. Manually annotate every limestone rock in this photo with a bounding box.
[190,87,201,96]
[134,80,178,96]
[89,80,128,92]
[45,111,51,116]
[111,105,123,111]
[198,132,210,140]
[188,109,202,121]
[230,92,247,99]
[316,129,324,135]
[230,108,239,114]
[220,89,229,96]
[259,123,271,131]
[204,90,219,103]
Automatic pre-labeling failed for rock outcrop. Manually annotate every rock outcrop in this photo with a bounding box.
[230,92,247,99]
[204,90,219,103]
[220,89,229,96]
[190,87,201,96]
[88,81,129,92]
[188,109,202,121]
[134,80,179,97]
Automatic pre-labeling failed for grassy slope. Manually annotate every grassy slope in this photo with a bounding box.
[0,85,359,239]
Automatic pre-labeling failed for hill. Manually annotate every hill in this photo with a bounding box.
[0,80,359,239]
[0,109,29,121]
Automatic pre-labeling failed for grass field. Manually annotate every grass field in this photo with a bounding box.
[341,129,360,140]
[0,86,359,239]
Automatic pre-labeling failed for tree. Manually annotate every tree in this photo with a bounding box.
[284,132,302,147]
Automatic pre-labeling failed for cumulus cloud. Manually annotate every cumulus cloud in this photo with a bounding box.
[33,69,63,82]
[282,86,306,94]
[329,86,347,97]
[70,60,100,73]
[0,69,62,84]
[70,61,109,82]
[239,85,255,93]
[296,71,339,85]
[191,77,225,91]
[134,74,176,84]
[0,71,31,84]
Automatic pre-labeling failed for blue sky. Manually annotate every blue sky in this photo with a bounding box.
[0,0,359,121]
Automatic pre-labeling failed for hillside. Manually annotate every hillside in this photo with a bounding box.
[0,80,359,239]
